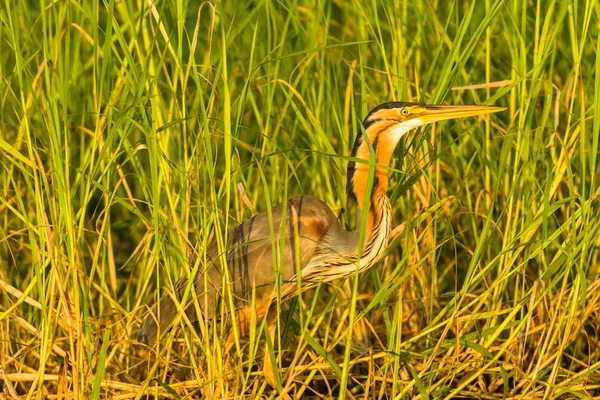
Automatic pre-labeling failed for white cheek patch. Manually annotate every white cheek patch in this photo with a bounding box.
[389,118,423,141]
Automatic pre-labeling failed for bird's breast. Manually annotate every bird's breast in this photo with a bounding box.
[299,195,392,283]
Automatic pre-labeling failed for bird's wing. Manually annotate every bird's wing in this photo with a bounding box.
[137,196,340,346]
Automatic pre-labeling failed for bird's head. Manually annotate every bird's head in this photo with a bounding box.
[358,102,506,156]
[347,102,505,202]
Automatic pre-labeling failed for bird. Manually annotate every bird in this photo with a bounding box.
[137,102,504,359]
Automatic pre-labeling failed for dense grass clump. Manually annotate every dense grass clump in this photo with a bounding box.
[1,0,599,398]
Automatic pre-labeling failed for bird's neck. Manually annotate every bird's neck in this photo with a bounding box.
[349,166,392,240]
[346,129,397,239]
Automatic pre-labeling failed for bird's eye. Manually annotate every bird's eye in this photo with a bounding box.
[400,108,409,116]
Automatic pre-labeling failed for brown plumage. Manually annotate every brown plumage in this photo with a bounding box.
[137,102,504,347]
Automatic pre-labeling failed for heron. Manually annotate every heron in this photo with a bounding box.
[137,101,504,388]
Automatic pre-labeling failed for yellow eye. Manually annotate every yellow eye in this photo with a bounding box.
[400,108,409,116]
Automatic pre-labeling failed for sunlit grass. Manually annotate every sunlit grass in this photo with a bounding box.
[1,0,599,398]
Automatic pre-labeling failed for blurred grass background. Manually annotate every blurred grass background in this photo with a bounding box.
[1,0,599,398]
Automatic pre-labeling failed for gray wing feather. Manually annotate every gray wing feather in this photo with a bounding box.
[137,196,340,346]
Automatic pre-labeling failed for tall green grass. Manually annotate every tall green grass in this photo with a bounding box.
[1,0,599,398]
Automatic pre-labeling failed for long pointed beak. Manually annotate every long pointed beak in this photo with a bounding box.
[417,104,505,124]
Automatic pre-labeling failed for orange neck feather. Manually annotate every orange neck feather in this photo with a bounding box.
[347,122,399,234]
